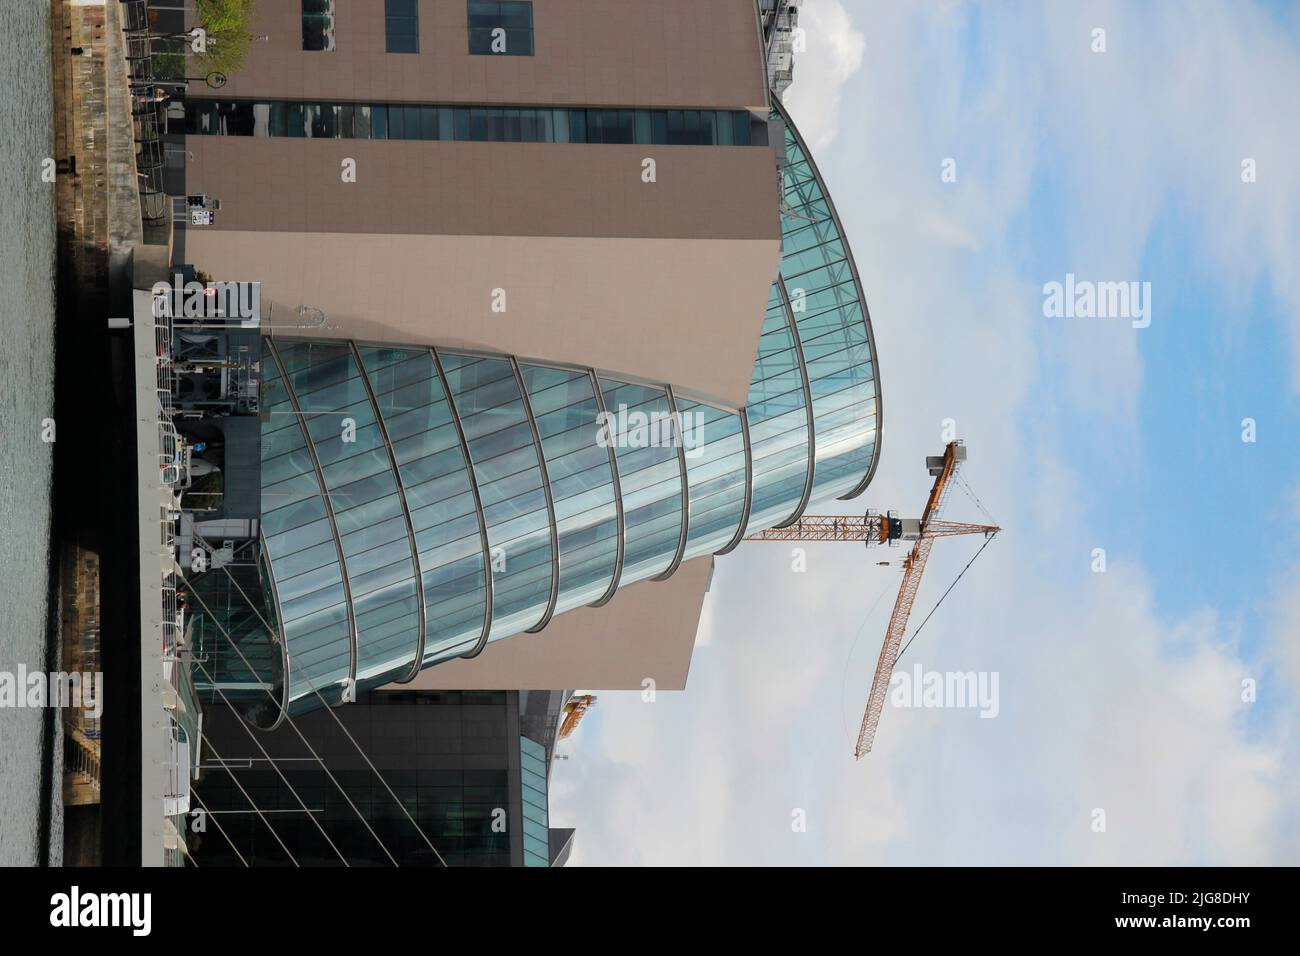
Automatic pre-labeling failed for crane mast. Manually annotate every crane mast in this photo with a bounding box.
[743,441,999,758]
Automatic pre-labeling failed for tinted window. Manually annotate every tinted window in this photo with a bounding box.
[386,0,419,53]
[468,1,533,56]
[302,0,335,51]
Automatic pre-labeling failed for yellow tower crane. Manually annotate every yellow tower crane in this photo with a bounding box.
[743,441,999,758]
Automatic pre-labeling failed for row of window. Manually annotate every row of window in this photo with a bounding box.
[185,100,757,146]
[304,0,535,56]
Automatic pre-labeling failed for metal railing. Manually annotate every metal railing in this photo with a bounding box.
[120,0,172,226]
[65,732,102,794]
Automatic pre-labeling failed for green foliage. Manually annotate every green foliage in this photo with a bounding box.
[193,0,258,77]
[153,50,186,81]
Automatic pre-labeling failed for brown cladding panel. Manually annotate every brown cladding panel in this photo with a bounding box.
[220,0,768,111]
[185,136,781,241]
[397,556,712,691]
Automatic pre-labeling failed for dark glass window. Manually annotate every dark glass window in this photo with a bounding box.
[716,110,734,146]
[385,0,420,53]
[468,1,533,56]
[683,110,700,144]
[286,102,305,137]
[519,108,538,142]
[567,109,585,143]
[419,105,436,140]
[268,102,289,137]
[406,104,425,139]
[184,101,761,148]
[302,0,335,51]
[666,110,685,145]
[468,107,487,140]
[651,110,668,144]
[503,108,521,142]
[733,111,752,146]
[338,103,356,138]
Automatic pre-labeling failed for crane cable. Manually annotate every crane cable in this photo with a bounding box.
[957,474,998,527]
[896,530,999,664]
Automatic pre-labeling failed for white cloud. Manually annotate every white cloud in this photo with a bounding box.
[781,1,865,152]
[549,0,1300,865]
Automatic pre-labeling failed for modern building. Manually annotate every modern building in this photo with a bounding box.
[190,688,572,866]
[165,0,881,726]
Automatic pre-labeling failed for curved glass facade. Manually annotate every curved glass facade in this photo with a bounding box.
[216,103,879,721]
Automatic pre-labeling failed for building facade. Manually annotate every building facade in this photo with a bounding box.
[191,688,571,866]
[169,1,881,723]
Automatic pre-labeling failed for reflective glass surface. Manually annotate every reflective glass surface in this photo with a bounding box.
[598,380,684,581]
[184,99,759,146]
[520,365,619,614]
[520,735,550,866]
[438,353,554,639]
[358,347,489,665]
[275,341,422,690]
[260,345,352,707]
[778,108,879,501]
[385,0,419,53]
[744,285,813,532]
[244,104,878,708]
[677,398,747,557]
[468,0,534,56]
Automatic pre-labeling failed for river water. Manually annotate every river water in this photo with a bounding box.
[0,0,59,867]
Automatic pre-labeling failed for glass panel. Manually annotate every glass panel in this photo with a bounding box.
[276,341,421,689]
[385,0,419,53]
[677,400,746,558]
[651,110,668,144]
[359,347,489,665]
[259,343,351,706]
[182,101,767,147]
[733,111,751,146]
[568,108,585,143]
[521,366,618,612]
[438,353,553,638]
[468,1,534,56]
[774,110,878,502]
[744,291,810,532]
[302,0,336,51]
[598,379,682,581]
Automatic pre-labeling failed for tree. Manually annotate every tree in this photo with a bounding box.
[193,0,259,77]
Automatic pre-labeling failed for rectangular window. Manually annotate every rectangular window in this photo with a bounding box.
[388,103,406,139]
[183,101,765,147]
[634,110,653,145]
[385,0,419,54]
[732,111,752,146]
[302,0,335,51]
[468,1,533,56]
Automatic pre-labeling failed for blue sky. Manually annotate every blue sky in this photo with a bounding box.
[551,1,1300,865]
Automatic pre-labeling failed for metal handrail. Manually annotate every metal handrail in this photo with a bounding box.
[119,0,172,226]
